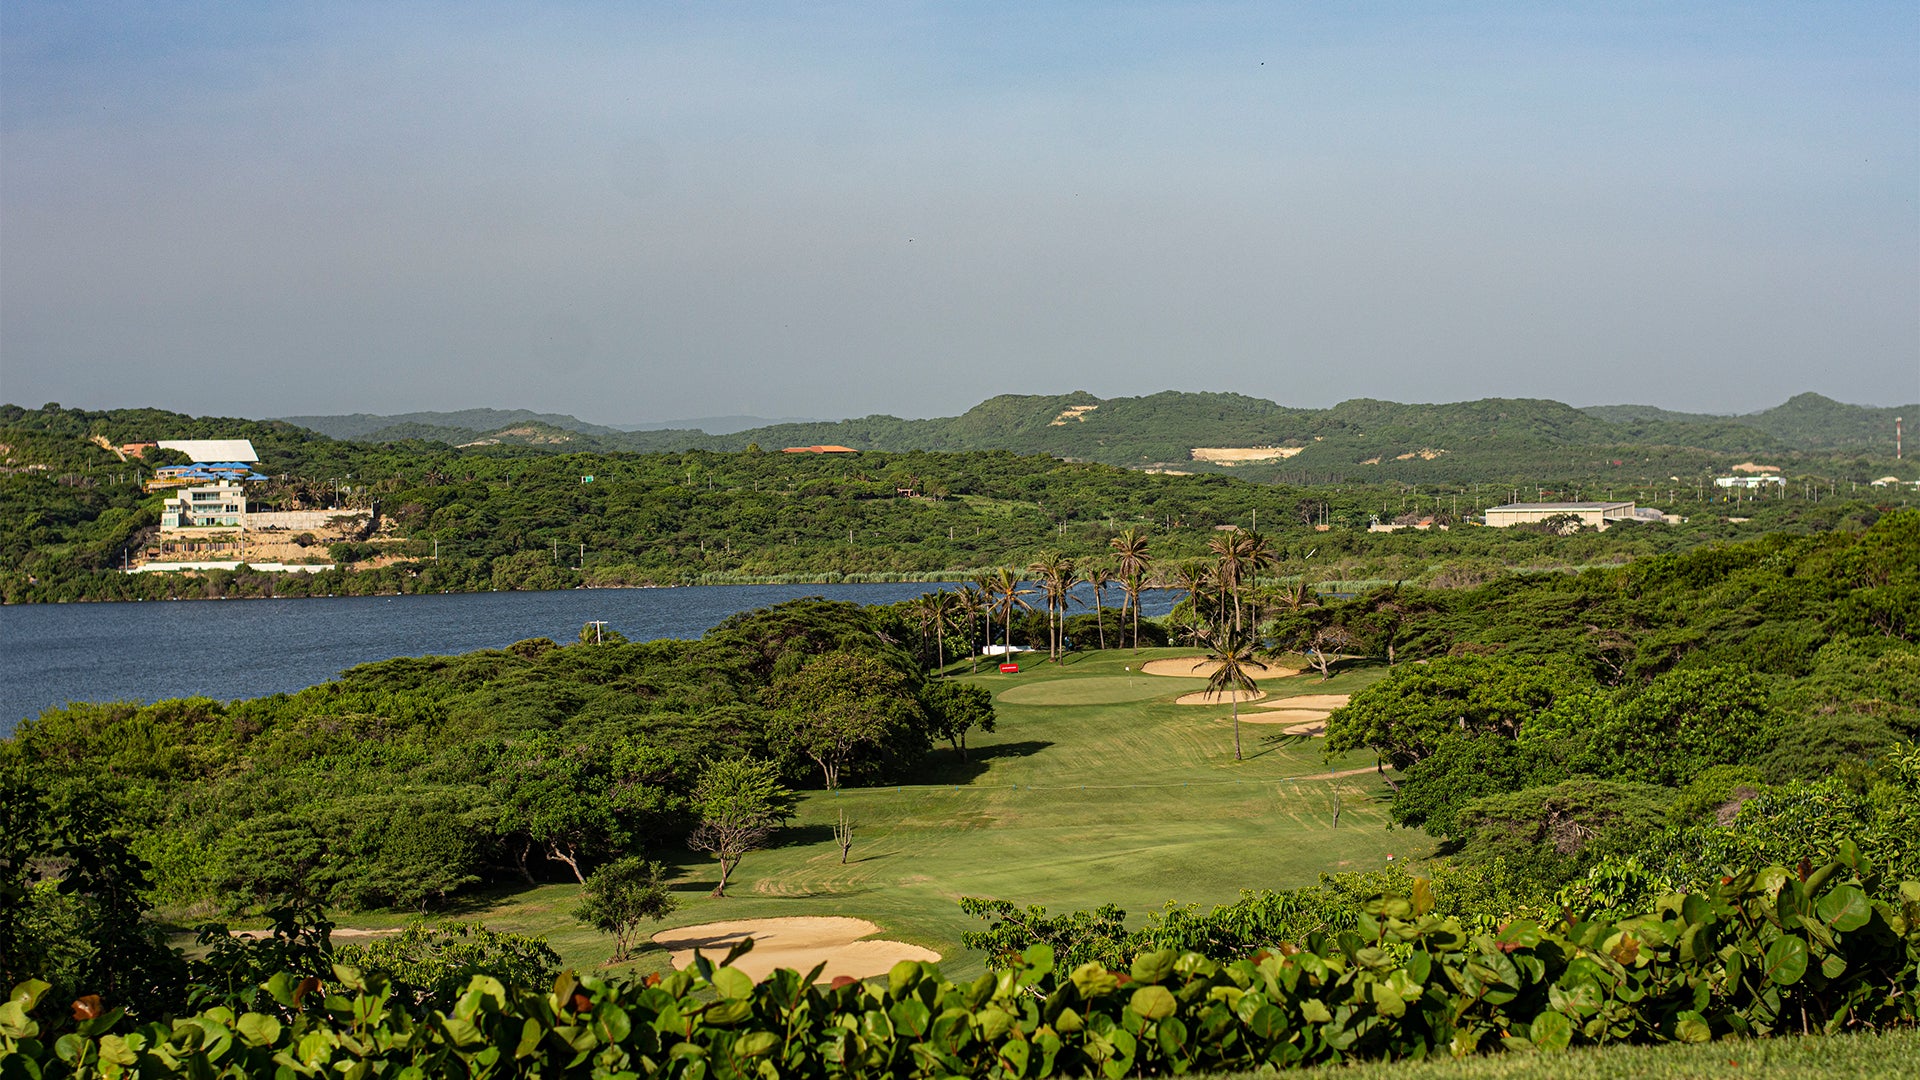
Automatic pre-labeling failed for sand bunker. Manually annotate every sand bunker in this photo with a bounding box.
[1175,688,1268,705]
[1233,708,1332,728]
[1258,694,1350,710]
[1142,657,1295,679]
[652,917,939,982]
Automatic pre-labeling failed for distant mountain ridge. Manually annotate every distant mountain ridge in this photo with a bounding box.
[278,409,822,440]
[271,391,1915,481]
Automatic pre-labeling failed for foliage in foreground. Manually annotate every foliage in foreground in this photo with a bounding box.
[6,854,1917,1078]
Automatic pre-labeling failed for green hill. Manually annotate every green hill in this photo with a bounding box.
[1583,392,1914,451]
[276,391,1914,478]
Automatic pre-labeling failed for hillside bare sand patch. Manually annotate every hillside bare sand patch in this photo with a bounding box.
[653,917,939,982]
[1142,657,1295,679]
[1730,462,1781,474]
[1393,448,1448,461]
[1175,688,1268,705]
[1189,447,1305,463]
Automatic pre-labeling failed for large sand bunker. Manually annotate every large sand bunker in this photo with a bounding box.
[1233,708,1332,728]
[1141,657,1297,679]
[1175,688,1268,705]
[652,917,939,982]
[1258,694,1351,710]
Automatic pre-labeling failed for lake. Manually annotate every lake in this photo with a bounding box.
[0,583,1177,734]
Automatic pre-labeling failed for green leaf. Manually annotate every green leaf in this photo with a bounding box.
[711,967,754,1001]
[236,1012,283,1047]
[1245,1003,1286,1042]
[1674,1010,1712,1044]
[733,1031,780,1058]
[1129,950,1175,986]
[1128,986,1177,1021]
[1814,884,1871,933]
[1529,1010,1572,1052]
[1763,936,1808,986]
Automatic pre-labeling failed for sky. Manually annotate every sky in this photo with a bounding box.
[2,1,1916,425]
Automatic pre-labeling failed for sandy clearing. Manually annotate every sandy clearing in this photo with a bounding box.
[1141,657,1294,679]
[652,917,939,982]
[1175,688,1268,705]
[1189,447,1305,463]
[1258,694,1350,710]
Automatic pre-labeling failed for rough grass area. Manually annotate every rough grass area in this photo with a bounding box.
[319,649,1405,978]
[1210,1028,1920,1079]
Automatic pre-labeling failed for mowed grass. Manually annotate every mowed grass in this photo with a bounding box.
[1254,1027,1920,1080]
[342,649,1414,978]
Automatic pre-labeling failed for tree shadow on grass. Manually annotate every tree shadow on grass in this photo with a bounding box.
[912,740,1054,784]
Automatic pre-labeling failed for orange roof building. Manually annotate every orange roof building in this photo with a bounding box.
[782,445,860,454]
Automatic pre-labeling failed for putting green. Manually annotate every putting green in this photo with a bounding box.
[997,675,1192,705]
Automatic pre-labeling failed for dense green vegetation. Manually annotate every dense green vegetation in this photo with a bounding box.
[8,856,1918,1076]
[4,454,1918,1072]
[281,390,1917,476]
[3,402,1911,604]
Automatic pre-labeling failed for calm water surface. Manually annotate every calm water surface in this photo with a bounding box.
[0,584,1177,735]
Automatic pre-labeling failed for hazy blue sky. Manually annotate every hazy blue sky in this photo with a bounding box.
[3,2,1915,424]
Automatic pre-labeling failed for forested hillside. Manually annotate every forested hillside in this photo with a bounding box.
[4,515,1917,1072]
[272,390,1918,478]
[4,403,1912,603]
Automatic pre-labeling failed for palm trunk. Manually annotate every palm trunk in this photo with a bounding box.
[1233,698,1242,761]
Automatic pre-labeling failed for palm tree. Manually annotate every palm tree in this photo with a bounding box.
[918,590,957,672]
[953,585,988,673]
[1086,560,1114,650]
[1169,560,1215,629]
[1109,527,1152,651]
[1027,552,1075,660]
[1207,533,1247,631]
[1235,531,1276,635]
[988,568,1035,661]
[1196,621,1263,761]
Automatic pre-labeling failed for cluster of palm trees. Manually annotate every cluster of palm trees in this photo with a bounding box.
[902,526,1334,763]
[905,527,1321,674]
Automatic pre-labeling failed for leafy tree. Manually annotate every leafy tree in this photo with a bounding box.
[921,679,997,761]
[766,651,928,790]
[1455,778,1670,890]
[1388,735,1561,841]
[686,758,795,897]
[572,858,677,962]
[1327,655,1581,768]
[336,920,561,1006]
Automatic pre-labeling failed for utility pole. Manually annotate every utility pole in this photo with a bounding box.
[586,620,607,644]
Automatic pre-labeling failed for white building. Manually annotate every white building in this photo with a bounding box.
[1715,475,1787,489]
[160,482,247,529]
[1482,502,1670,530]
[156,439,259,463]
